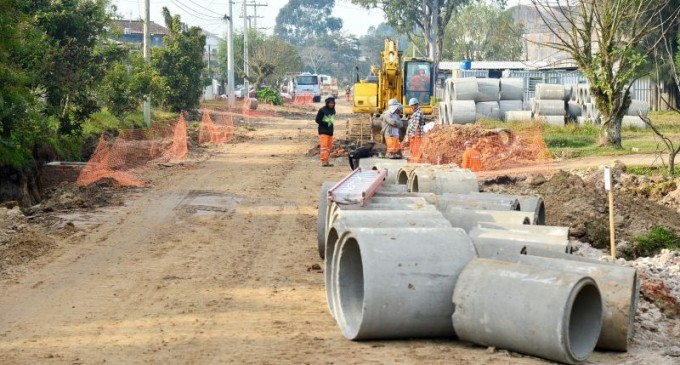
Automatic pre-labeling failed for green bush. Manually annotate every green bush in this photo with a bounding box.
[633,226,680,257]
[256,87,282,106]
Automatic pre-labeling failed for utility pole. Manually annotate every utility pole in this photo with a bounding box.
[242,0,249,96]
[247,1,267,30]
[143,0,151,127]
[227,1,235,108]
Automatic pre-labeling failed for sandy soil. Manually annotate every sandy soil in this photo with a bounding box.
[0,100,677,364]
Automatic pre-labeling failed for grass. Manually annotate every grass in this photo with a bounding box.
[627,165,680,177]
[478,111,680,159]
[632,226,680,257]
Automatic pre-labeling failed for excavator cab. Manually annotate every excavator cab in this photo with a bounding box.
[403,58,435,115]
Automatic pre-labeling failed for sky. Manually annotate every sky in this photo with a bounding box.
[111,0,388,37]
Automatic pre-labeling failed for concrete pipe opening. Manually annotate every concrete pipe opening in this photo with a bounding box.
[567,282,603,362]
[337,237,364,339]
[325,227,341,316]
[411,175,420,192]
[522,217,530,225]
[397,169,410,185]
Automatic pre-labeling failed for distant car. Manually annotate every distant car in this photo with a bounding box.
[234,85,254,98]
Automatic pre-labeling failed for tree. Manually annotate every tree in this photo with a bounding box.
[152,7,206,112]
[301,46,333,74]
[442,3,524,61]
[250,36,303,88]
[274,0,343,46]
[352,0,474,63]
[30,0,112,136]
[218,31,302,89]
[530,0,678,149]
[0,0,43,168]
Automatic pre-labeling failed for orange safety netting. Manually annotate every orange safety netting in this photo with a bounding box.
[199,110,235,145]
[293,92,314,105]
[415,123,553,176]
[77,114,189,187]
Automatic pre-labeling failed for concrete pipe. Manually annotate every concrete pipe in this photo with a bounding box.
[452,78,479,101]
[325,211,452,317]
[565,85,575,101]
[626,100,649,117]
[317,181,338,259]
[476,101,500,120]
[448,100,477,124]
[622,116,646,128]
[445,79,455,103]
[372,160,409,183]
[476,78,500,102]
[452,258,603,364]
[376,184,409,194]
[541,115,566,127]
[536,100,566,116]
[441,207,533,233]
[498,100,523,120]
[431,192,520,212]
[512,253,639,351]
[476,221,569,239]
[469,225,572,257]
[409,168,479,194]
[568,102,583,118]
[396,165,422,186]
[517,195,545,225]
[334,227,477,340]
[536,84,566,100]
[499,78,524,100]
[504,111,533,122]
[327,199,437,233]
[438,102,449,124]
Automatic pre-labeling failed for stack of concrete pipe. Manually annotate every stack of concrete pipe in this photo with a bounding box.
[439,78,527,124]
[574,85,649,127]
[533,84,568,127]
[317,163,640,363]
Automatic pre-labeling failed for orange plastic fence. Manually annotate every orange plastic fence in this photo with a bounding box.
[293,93,314,105]
[77,114,190,187]
[416,123,553,176]
[199,110,235,145]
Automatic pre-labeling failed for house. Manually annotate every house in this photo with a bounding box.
[111,19,169,47]
[509,5,575,67]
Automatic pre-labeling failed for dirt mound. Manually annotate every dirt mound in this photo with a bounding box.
[419,124,551,172]
[482,166,680,255]
[28,183,125,214]
[0,206,54,272]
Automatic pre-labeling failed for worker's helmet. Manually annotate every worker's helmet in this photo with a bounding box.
[388,98,399,106]
[408,98,419,106]
[464,141,472,147]
[324,95,335,103]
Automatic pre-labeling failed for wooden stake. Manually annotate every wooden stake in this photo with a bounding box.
[604,166,616,260]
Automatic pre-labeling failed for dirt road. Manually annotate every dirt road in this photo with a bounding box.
[0,104,671,364]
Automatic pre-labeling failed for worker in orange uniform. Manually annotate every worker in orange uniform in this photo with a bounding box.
[316,95,336,167]
[461,140,482,171]
[402,98,425,162]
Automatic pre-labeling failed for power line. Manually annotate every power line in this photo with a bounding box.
[184,0,225,17]
[169,0,225,21]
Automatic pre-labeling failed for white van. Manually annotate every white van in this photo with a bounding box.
[294,72,321,102]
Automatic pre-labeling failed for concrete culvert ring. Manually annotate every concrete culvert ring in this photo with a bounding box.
[397,169,410,185]
[325,227,341,317]
[566,280,603,362]
[336,237,364,340]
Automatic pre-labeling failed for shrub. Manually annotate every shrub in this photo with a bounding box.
[256,87,282,106]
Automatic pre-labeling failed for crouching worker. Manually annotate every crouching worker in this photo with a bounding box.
[316,95,336,167]
[347,141,384,170]
[382,99,403,159]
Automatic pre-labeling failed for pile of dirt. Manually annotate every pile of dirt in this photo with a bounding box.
[0,205,54,272]
[482,164,680,255]
[27,183,125,215]
[419,124,551,171]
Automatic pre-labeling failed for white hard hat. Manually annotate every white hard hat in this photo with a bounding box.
[408,98,419,106]
[388,98,399,106]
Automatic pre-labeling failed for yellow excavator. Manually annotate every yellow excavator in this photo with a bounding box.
[348,38,435,142]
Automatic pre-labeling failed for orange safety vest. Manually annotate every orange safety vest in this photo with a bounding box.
[462,149,482,172]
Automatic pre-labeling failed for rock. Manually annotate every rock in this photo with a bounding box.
[663,346,680,357]
[527,174,546,186]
